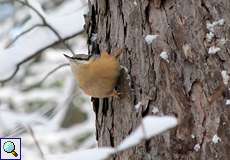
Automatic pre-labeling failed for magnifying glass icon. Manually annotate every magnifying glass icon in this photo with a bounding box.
[3,141,18,157]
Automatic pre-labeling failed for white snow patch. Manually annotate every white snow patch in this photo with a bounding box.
[117,116,177,151]
[182,44,192,59]
[218,19,225,25]
[134,1,137,6]
[221,70,229,85]
[207,19,225,32]
[152,107,159,114]
[208,46,221,54]
[120,65,128,73]
[206,32,214,42]
[120,65,130,86]
[212,134,221,144]
[47,148,115,160]
[47,115,177,160]
[91,33,97,42]
[145,35,158,45]
[160,51,169,62]
[191,134,195,139]
[194,144,200,152]
[135,102,142,111]
[226,99,230,105]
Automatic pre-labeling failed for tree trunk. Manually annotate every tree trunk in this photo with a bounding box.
[86,0,230,159]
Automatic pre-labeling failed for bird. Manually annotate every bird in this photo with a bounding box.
[64,48,123,98]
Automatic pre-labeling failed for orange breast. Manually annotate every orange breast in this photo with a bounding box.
[76,53,120,98]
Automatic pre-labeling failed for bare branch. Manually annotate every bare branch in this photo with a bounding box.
[22,63,70,91]
[0,30,83,84]
[15,0,76,56]
[0,66,20,84]
[16,0,46,23]
[0,0,85,84]
[6,24,44,48]
[26,125,46,160]
[5,125,26,138]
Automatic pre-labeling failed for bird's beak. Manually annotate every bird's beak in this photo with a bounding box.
[63,54,76,62]
[63,54,72,59]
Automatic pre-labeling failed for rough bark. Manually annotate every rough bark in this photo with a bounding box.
[86,0,230,159]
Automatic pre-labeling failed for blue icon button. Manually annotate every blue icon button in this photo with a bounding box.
[0,138,21,160]
[3,141,18,157]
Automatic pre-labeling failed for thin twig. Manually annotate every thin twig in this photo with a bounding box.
[5,125,26,138]
[0,0,84,83]
[0,0,84,84]
[0,66,19,84]
[0,30,82,84]
[38,63,69,84]
[22,63,69,91]
[26,125,46,160]
[6,24,45,48]
[15,0,76,56]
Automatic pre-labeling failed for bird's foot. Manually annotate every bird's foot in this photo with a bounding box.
[111,90,122,98]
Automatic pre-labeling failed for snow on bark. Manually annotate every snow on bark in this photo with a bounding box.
[208,46,221,54]
[221,70,229,85]
[160,51,169,62]
[144,35,158,45]
[206,19,225,32]
[212,134,221,144]
[117,116,177,151]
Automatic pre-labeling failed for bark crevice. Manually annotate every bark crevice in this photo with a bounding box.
[87,0,230,159]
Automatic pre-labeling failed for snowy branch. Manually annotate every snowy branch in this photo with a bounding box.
[5,24,44,48]
[0,66,20,84]
[0,0,87,83]
[26,125,46,160]
[47,116,177,160]
[14,0,76,55]
[22,63,69,91]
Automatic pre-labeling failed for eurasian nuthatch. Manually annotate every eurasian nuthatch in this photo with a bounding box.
[64,48,123,98]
